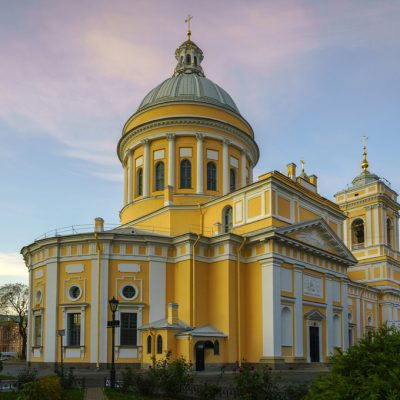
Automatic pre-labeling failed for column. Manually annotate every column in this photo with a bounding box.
[326,274,333,356]
[149,261,166,322]
[382,207,387,244]
[222,139,229,195]
[249,162,253,183]
[395,213,399,251]
[341,279,349,351]
[44,258,59,362]
[142,139,150,197]
[366,206,372,247]
[167,134,175,188]
[27,266,33,362]
[196,133,204,194]
[381,302,393,325]
[261,258,282,360]
[294,265,304,358]
[356,297,361,339]
[90,257,99,363]
[241,150,247,188]
[343,219,348,247]
[127,151,133,203]
[99,247,110,364]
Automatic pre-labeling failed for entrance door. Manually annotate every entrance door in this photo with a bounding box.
[309,326,320,362]
[195,341,214,371]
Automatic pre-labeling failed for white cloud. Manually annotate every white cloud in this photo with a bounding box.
[0,253,28,285]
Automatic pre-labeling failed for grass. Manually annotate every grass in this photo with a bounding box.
[0,375,15,380]
[0,388,85,400]
[105,389,160,399]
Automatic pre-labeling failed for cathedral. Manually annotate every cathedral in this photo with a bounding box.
[21,30,400,370]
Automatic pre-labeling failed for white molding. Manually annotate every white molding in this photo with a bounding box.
[149,261,166,323]
[294,266,304,357]
[44,262,58,362]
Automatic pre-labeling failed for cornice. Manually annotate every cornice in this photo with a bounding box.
[117,116,259,165]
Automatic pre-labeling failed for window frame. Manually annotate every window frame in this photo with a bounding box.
[136,168,143,196]
[120,312,138,346]
[154,161,165,192]
[180,159,192,189]
[230,168,237,192]
[207,161,217,191]
[157,334,163,354]
[67,312,81,347]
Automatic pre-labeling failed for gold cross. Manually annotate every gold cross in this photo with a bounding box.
[362,135,368,146]
[185,15,193,39]
[300,159,305,173]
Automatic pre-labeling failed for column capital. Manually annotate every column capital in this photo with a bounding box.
[196,132,204,141]
[294,264,305,272]
[223,138,231,145]
[166,133,176,141]
[140,139,150,146]
[259,257,283,268]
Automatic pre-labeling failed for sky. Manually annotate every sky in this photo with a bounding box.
[1,0,400,285]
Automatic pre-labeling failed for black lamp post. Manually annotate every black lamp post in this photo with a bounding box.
[109,296,119,389]
[56,329,65,380]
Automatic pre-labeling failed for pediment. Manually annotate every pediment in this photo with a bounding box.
[304,309,325,321]
[276,218,356,263]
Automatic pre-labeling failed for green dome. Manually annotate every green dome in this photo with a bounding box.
[137,74,240,114]
[137,38,240,115]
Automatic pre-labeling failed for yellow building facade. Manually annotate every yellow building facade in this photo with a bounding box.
[21,34,400,369]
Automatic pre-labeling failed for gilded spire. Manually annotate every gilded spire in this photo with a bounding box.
[185,15,193,40]
[361,136,369,173]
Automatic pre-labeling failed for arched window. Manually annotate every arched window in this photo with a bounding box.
[147,335,152,354]
[333,314,341,348]
[387,218,392,247]
[214,340,220,355]
[281,307,293,346]
[186,54,191,64]
[230,168,237,192]
[207,162,217,191]
[157,334,163,354]
[194,56,198,66]
[367,316,373,326]
[180,159,191,189]
[351,219,365,248]
[136,168,143,196]
[155,161,164,191]
[222,206,233,233]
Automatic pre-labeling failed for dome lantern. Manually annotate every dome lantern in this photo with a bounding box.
[173,39,205,77]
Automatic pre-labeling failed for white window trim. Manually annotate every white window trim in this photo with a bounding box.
[115,305,143,348]
[32,310,43,348]
[61,305,87,359]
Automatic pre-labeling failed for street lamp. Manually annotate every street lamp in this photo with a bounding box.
[108,296,119,389]
[56,329,65,381]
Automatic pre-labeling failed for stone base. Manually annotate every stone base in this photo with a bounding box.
[259,356,285,368]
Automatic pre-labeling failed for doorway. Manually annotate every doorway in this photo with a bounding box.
[195,340,214,371]
[309,326,320,362]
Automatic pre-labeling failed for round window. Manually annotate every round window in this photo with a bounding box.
[121,284,137,300]
[36,290,42,304]
[69,285,81,300]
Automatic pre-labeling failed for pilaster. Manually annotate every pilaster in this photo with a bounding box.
[196,133,204,194]
[142,139,150,197]
[260,258,283,361]
[294,265,304,359]
[222,139,229,195]
[167,134,175,188]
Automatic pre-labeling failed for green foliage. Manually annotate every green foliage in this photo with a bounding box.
[306,327,400,400]
[234,365,279,400]
[0,360,3,373]
[151,352,193,399]
[234,365,308,400]
[17,375,61,400]
[196,381,221,400]
[120,352,192,399]
[16,369,37,386]
[121,367,157,396]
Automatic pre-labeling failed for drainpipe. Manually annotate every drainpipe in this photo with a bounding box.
[94,233,102,370]
[192,234,201,327]
[237,237,247,367]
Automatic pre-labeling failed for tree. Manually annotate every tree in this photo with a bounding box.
[0,283,29,359]
[306,327,400,400]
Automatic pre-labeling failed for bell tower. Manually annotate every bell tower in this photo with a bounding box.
[335,143,400,295]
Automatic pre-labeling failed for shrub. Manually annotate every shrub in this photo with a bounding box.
[153,352,193,399]
[234,365,280,400]
[17,369,37,386]
[17,375,61,400]
[306,327,400,400]
[121,367,157,396]
[196,381,221,400]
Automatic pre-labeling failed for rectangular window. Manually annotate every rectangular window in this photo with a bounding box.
[120,312,137,346]
[34,315,42,347]
[67,313,81,346]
